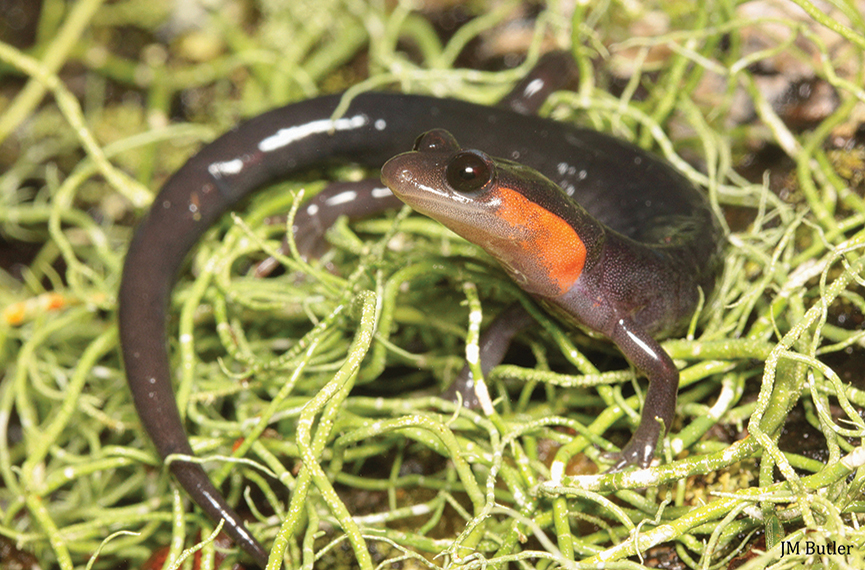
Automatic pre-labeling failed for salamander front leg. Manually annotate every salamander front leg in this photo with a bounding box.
[443,303,534,409]
[606,317,680,470]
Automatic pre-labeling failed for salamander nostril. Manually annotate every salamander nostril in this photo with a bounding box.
[380,157,403,188]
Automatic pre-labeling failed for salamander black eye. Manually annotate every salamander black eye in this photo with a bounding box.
[413,129,460,152]
[446,151,493,194]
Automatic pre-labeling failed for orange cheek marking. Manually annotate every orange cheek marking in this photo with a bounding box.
[494,187,586,294]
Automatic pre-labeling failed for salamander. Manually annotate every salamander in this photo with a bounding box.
[118,52,722,565]
[382,127,723,454]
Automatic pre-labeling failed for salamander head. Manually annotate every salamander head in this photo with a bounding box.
[381,129,589,298]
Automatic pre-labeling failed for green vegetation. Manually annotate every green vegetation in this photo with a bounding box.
[1,0,864,568]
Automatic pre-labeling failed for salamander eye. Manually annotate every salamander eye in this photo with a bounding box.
[446,151,493,194]
[413,129,459,152]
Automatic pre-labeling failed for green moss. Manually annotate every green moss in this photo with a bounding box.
[1,0,864,568]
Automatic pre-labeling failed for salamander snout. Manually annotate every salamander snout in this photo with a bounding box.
[381,129,458,203]
[381,128,497,205]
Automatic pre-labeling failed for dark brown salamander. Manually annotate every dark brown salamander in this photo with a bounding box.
[118,52,722,565]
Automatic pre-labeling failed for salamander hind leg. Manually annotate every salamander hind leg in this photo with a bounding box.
[255,179,401,277]
[496,51,577,115]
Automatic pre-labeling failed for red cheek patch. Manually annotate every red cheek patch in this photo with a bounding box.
[494,187,586,295]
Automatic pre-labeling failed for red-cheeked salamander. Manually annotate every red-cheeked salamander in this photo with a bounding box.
[118,52,723,565]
